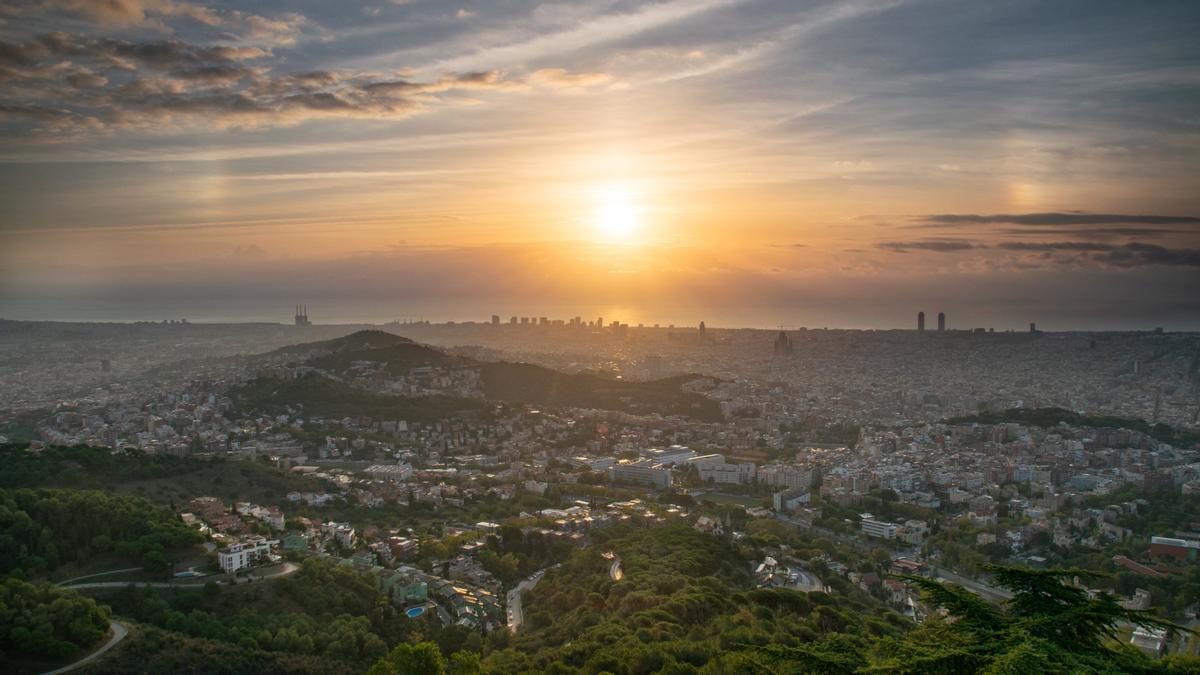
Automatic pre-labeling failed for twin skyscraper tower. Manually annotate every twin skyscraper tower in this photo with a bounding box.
[916,311,945,332]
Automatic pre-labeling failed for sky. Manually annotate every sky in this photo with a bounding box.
[0,0,1198,329]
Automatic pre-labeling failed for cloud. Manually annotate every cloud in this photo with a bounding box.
[527,68,612,89]
[996,241,1200,268]
[0,103,103,138]
[1096,243,1200,268]
[425,0,744,73]
[878,240,974,252]
[921,212,1200,226]
[996,241,1114,252]
[36,0,308,45]
[992,227,1184,238]
[877,238,1200,268]
[0,30,613,136]
[0,32,269,72]
[40,0,208,27]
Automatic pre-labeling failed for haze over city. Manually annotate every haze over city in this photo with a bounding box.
[1,0,1199,329]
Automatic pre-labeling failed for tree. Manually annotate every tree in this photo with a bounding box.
[448,650,482,675]
[378,641,446,675]
[0,578,110,660]
[771,564,1185,674]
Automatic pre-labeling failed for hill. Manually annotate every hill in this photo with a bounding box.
[308,341,465,376]
[265,330,419,360]
[250,331,725,422]
[479,363,723,422]
[230,373,485,421]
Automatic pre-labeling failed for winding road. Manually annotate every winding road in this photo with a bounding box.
[40,563,301,673]
[506,565,560,632]
[39,620,128,675]
[55,568,144,587]
[61,562,299,590]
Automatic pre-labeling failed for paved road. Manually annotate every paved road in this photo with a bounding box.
[62,562,299,590]
[40,620,128,675]
[791,568,823,592]
[932,566,1012,601]
[609,558,623,581]
[507,566,560,633]
[506,574,541,632]
[56,568,144,587]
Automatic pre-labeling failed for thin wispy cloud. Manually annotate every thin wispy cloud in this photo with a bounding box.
[922,213,1200,226]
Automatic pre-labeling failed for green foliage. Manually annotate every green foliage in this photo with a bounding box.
[0,488,203,577]
[231,373,484,421]
[387,642,446,674]
[479,363,723,421]
[308,341,463,376]
[0,444,325,507]
[100,556,419,667]
[944,407,1200,447]
[480,525,905,674]
[0,578,110,662]
[90,623,349,674]
[0,444,210,490]
[766,564,1189,674]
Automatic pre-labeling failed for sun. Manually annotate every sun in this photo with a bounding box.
[593,184,641,243]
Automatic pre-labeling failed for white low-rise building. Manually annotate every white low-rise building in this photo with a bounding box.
[219,537,275,573]
[860,514,898,540]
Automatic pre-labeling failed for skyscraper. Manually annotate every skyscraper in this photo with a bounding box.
[773,331,793,356]
[937,312,945,331]
[917,311,925,332]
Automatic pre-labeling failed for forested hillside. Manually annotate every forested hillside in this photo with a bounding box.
[365,525,909,674]
[0,488,203,578]
[0,579,110,669]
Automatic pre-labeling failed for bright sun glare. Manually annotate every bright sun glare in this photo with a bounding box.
[593,185,640,243]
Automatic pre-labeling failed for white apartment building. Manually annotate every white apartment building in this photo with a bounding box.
[218,537,275,573]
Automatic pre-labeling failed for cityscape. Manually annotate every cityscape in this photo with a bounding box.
[2,1,1200,674]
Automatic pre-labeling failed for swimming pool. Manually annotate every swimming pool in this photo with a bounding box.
[405,606,426,618]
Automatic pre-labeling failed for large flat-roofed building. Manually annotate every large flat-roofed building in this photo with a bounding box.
[365,464,413,482]
[860,514,898,540]
[772,488,810,512]
[689,454,757,484]
[567,456,616,471]
[758,465,813,490]
[611,460,672,489]
[1149,536,1199,561]
[219,537,275,573]
[644,445,695,466]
